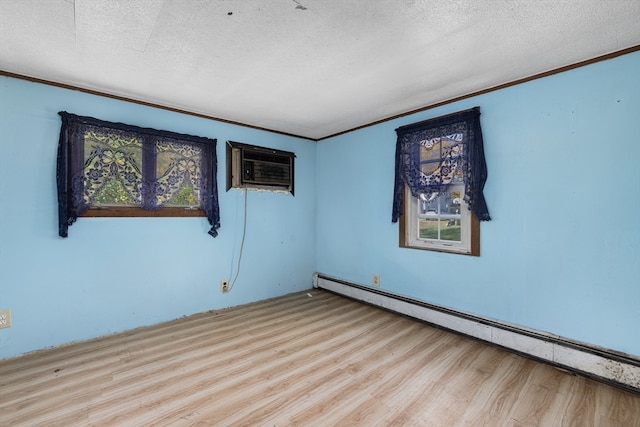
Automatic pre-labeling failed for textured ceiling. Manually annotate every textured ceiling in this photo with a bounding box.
[1,0,639,140]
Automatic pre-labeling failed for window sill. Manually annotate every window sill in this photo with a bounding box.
[82,207,205,218]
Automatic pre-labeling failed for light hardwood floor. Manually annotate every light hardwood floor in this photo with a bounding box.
[1,290,638,426]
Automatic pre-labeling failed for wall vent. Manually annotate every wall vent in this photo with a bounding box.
[226,141,295,195]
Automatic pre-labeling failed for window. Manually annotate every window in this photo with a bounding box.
[402,175,480,254]
[57,112,220,237]
[392,107,490,255]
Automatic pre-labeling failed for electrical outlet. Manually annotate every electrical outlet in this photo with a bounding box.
[220,279,230,293]
[372,274,380,287]
[0,309,12,329]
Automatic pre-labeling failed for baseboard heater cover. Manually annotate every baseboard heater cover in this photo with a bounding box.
[313,273,640,392]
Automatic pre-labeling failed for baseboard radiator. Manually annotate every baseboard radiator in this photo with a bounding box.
[313,273,640,392]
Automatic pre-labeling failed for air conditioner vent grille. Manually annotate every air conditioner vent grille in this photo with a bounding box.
[243,159,290,185]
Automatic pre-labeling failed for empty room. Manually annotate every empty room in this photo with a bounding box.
[0,1,639,425]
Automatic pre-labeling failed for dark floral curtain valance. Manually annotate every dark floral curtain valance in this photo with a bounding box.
[392,107,490,223]
[57,112,220,238]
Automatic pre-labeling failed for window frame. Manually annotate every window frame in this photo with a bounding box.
[57,112,220,237]
[399,186,480,255]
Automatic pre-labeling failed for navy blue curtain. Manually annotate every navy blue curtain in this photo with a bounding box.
[57,112,220,237]
[392,107,490,223]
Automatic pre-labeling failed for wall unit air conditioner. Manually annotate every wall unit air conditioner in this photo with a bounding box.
[226,141,295,195]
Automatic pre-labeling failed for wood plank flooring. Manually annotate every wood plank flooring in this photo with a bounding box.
[1,289,638,426]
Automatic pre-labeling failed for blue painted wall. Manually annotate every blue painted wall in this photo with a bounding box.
[2,51,639,360]
[316,52,640,357]
[0,77,317,359]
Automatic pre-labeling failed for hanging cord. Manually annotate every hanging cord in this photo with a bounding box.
[228,188,248,292]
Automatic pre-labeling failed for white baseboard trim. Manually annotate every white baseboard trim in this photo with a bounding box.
[313,273,640,392]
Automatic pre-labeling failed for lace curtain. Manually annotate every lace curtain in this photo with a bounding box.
[57,112,220,237]
[392,107,490,223]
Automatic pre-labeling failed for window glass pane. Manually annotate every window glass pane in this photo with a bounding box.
[450,168,464,184]
[156,140,202,207]
[83,128,142,206]
[420,139,442,162]
[442,190,462,215]
[439,219,461,241]
[419,195,439,215]
[419,218,439,239]
[93,179,136,205]
[420,161,440,176]
[417,190,463,242]
[440,134,463,155]
[419,135,465,184]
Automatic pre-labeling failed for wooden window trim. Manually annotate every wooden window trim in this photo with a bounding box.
[82,207,205,218]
